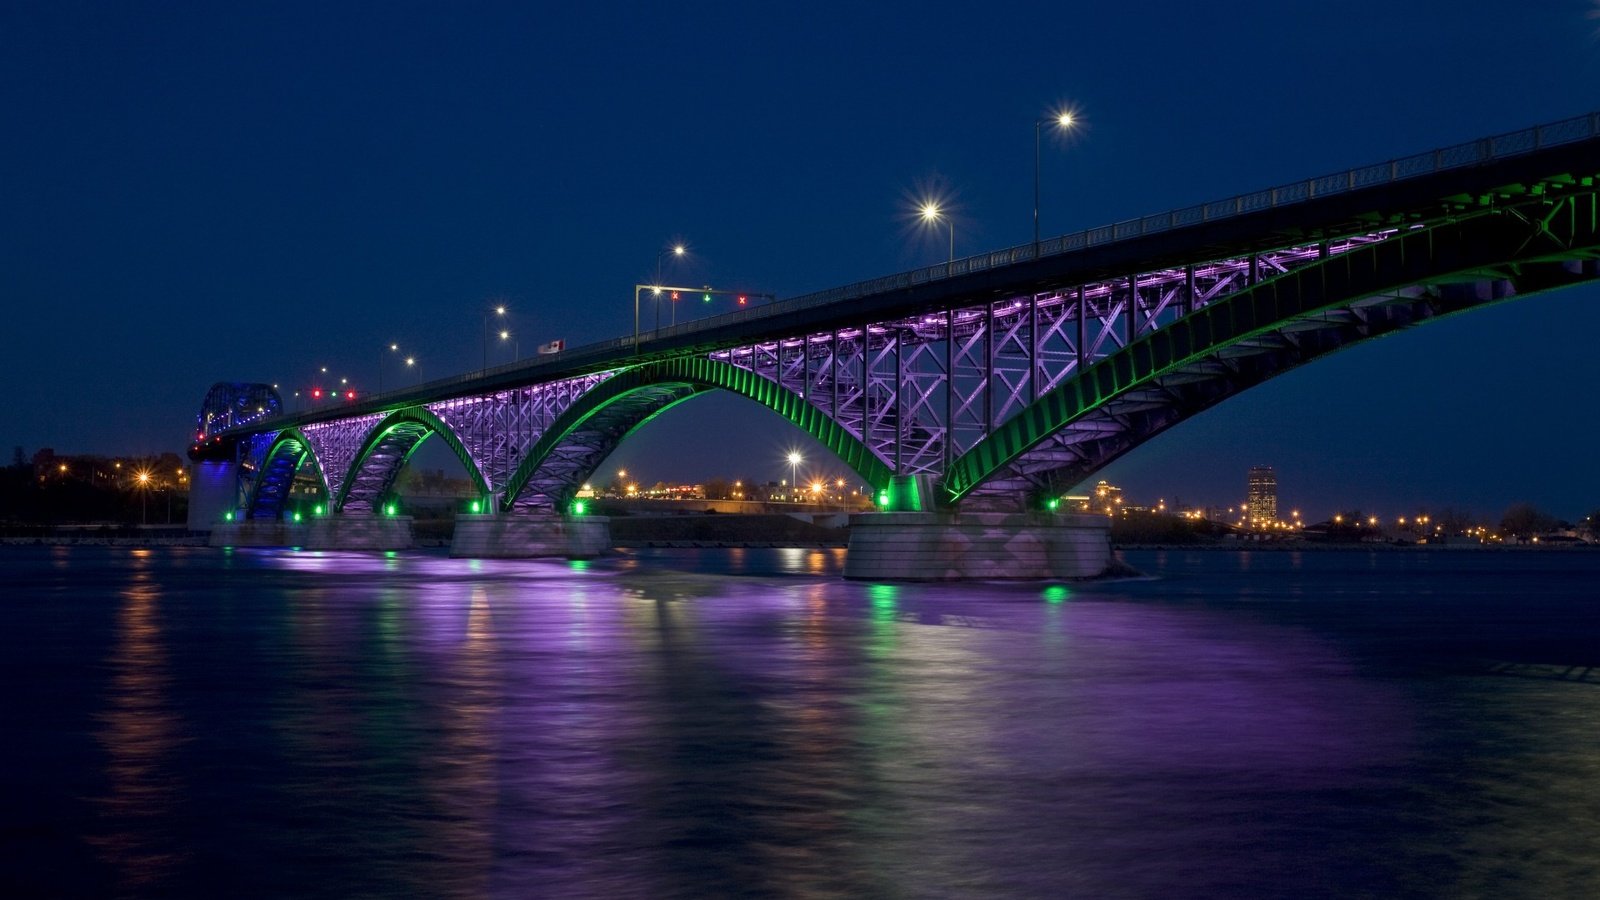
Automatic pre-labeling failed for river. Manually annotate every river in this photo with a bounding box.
[2,545,1598,897]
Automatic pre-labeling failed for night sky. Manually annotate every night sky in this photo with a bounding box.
[4,2,1600,519]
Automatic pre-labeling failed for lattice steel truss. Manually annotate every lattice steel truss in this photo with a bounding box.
[711,234,1392,485]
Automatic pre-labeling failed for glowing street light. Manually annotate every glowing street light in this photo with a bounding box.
[786,451,803,500]
[379,342,404,394]
[919,202,953,268]
[483,304,508,371]
[659,243,687,329]
[135,470,152,525]
[1034,109,1078,246]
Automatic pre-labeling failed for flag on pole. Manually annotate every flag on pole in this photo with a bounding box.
[537,339,565,355]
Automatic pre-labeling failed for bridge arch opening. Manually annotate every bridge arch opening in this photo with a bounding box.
[499,358,894,512]
[244,429,329,520]
[333,407,491,515]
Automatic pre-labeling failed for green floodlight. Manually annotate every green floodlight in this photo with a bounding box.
[314,504,325,516]
[292,512,302,522]
[224,511,235,522]
[571,499,587,516]
[876,490,890,507]
[470,499,481,514]
[1046,498,1060,511]
[384,504,396,517]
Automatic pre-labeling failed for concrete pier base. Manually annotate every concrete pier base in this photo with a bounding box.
[187,461,238,533]
[450,513,611,559]
[208,515,414,550]
[844,511,1111,581]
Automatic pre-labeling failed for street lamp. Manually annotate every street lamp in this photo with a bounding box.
[499,328,518,361]
[786,451,802,501]
[135,470,151,526]
[379,343,402,394]
[1034,109,1077,247]
[484,304,507,372]
[920,202,953,271]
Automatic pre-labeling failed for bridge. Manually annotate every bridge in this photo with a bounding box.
[192,112,1600,579]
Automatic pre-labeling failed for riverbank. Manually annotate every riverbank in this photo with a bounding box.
[1114,540,1597,551]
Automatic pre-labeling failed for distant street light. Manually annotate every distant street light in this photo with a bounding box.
[920,202,954,271]
[135,470,151,525]
[786,451,803,501]
[1035,109,1078,247]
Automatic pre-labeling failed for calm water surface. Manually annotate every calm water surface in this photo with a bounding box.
[3,545,1599,898]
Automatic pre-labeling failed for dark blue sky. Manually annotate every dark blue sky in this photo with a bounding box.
[4,1,1600,518]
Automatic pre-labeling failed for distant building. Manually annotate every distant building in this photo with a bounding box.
[1246,465,1277,524]
[1090,480,1123,514]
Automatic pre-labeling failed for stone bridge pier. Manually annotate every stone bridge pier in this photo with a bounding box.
[842,476,1112,580]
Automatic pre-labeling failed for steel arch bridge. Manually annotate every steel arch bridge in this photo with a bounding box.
[196,114,1600,521]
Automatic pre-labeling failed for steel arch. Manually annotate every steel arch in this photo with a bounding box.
[332,406,491,513]
[944,195,1600,505]
[499,357,895,511]
[244,428,327,519]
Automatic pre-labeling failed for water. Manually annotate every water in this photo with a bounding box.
[3,546,1599,898]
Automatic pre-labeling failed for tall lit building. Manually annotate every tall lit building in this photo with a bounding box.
[1246,466,1277,524]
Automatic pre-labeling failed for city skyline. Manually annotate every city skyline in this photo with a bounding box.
[5,3,1600,517]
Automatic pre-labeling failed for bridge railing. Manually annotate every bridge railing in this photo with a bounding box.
[246,112,1600,426]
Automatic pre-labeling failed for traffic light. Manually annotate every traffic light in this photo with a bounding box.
[703,293,712,303]
[345,390,356,400]
[311,388,323,399]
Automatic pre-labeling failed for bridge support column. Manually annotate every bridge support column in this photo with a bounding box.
[450,513,611,559]
[187,460,239,532]
[844,511,1111,581]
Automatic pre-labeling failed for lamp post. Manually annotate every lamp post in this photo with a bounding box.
[657,243,686,331]
[484,305,506,372]
[920,202,953,273]
[499,328,518,362]
[1034,110,1077,248]
[136,470,151,526]
[633,243,685,346]
[379,343,401,394]
[786,451,802,502]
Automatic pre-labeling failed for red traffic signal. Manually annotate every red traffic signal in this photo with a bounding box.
[737,295,747,305]
[311,389,323,399]
[345,390,356,400]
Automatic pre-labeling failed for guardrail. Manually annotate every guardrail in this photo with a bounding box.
[250,111,1600,426]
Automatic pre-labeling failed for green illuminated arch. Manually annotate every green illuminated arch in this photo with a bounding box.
[944,196,1600,505]
[499,357,893,511]
[244,427,327,518]
[332,406,489,513]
